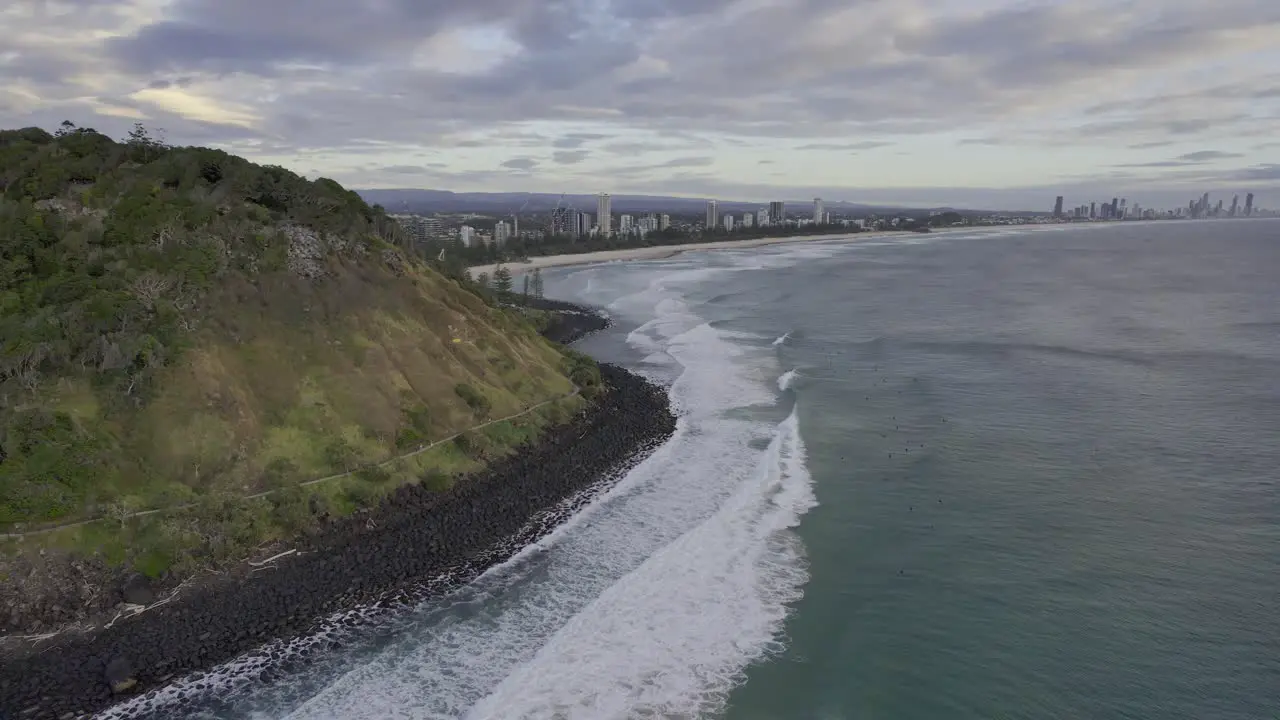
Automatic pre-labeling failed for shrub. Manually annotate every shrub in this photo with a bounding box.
[561,349,602,397]
[395,426,425,450]
[454,383,491,416]
[453,430,490,459]
[355,464,391,485]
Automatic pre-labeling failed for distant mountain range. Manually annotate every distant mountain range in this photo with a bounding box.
[354,189,1000,216]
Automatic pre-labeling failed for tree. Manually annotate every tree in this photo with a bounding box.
[492,265,513,296]
[521,273,531,304]
[55,120,77,138]
[475,272,490,288]
[125,122,166,162]
[530,268,544,299]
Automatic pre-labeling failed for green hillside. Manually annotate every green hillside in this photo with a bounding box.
[0,123,587,596]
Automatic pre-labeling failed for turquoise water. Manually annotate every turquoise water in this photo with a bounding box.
[564,221,1280,720]
[107,221,1280,719]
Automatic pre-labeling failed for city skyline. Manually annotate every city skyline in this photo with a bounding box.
[2,0,1278,208]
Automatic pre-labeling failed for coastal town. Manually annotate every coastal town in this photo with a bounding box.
[388,190,1273,258]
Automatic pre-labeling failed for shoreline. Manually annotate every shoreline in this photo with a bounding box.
[466,230,899,277]
[468,219,1260,278]
[0,309,676,720]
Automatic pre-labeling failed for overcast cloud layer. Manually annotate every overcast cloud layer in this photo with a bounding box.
[3,0,1279,208]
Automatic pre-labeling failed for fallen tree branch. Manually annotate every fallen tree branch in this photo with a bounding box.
[248,548,296,567]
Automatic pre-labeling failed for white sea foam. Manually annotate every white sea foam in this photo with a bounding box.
[778,368,798,391]
[773,331,791,346]
[466,405,813,720]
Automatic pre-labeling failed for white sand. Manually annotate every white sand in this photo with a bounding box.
[466,230,909,277]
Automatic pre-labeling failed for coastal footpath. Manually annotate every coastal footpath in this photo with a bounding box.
[0,343,677,719]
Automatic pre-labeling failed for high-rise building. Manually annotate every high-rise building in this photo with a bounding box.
[1245,193,1254,216]
[459,225,475,247]
[660,214,670,230]
[757,209,769,227]
[742,212,754,228]
[706,200,719,229]
[494,220,511,246]
[620,214,634,232]
[769,201,785,224]
[1230,195,1239,216]
[814,198,825,224]
[597,193,612,236]
[577,212,593,237]
[550,207,577,237]
[1090,202,1096,219]
[1053,196,1064,218]
[723,213,734,231]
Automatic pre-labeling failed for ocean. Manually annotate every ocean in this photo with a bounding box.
[107,220,1280,719]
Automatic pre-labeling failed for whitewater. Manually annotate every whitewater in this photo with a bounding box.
[102,241,858,720]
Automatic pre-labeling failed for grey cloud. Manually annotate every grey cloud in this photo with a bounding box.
[600,142,675,154]
[1130,141,1174,149]
[1065,116,1243,142]
[378,165,432,174]
[552,150,589,164]
[73,0,1275,154]
[661,156,713,168]
[107,21,350,74]
[104,0,538,74]
[611,0,739,20]
[1085,76,1280,115]
[7,0,1280,206]
[552,133,608,149]
[1227,164,1280,181]
[500,157,538,170]
[598,155,715,178]
[908,3,1270,89]
[1119,150,1248,168]
[1116,160,1198,168]
[796,141,893,151]
[1175,150,1244,162]
[465,39,641,97]
[958,138,1003,146]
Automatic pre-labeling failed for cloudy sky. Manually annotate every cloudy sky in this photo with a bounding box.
[3,0,1279,209]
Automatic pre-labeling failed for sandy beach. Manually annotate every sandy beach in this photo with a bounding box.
[466,230,907,277]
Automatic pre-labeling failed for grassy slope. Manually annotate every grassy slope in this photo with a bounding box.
[0,125,587,593]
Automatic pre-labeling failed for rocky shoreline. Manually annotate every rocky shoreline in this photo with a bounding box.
[0,304,672,720]
[522,296,614,345]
